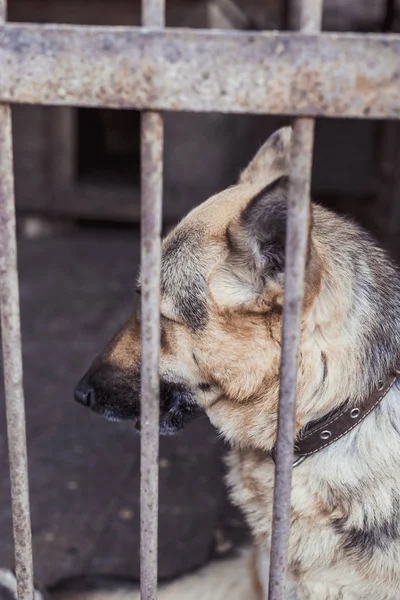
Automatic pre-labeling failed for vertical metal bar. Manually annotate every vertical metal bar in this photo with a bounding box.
[268,2,323,599]
[140,2,165,600]
[142,0,165,28]
[297,0,323,31]
[0,4,34,599]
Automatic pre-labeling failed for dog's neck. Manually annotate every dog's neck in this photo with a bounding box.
[271,370,400,467]
[302,378,400,489]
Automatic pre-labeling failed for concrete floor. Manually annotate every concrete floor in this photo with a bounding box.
[0,227,248,588]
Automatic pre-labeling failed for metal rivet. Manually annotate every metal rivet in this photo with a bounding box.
[350,407,360,419]
[320,430,331,440]
[293,455,307,468]
[378,380,384,391]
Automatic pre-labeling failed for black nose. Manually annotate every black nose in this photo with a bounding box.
[74,380,96,408]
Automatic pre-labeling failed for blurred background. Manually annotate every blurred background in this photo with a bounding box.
[1,0,400,590]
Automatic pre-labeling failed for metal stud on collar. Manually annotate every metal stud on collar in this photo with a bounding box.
[350,407,360,418]
[320,430,332,440]
[292,455,307,467]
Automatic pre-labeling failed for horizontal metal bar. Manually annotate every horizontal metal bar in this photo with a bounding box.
[0,24,399,118]
[0,105,35,600]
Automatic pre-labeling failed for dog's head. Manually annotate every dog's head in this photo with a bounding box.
[75,126,372,450]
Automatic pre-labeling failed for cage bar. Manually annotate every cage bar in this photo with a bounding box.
[140,1,165,599]
[140,112,163,600]
[142,0,165,29]
[0,25,400,120]
[0,107,35,600]
[0,0,399,599]
[0,4,34,599]
[268,1,323,599]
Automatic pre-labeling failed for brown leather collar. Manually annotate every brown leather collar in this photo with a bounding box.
[272,370,400,467]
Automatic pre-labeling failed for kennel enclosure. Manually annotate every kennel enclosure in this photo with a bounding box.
[1,0,400,598]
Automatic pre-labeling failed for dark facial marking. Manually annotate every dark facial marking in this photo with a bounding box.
[161,227,208,331]
[198,382,211,392]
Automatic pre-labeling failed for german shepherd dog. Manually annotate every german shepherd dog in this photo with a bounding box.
[3,126,400,599]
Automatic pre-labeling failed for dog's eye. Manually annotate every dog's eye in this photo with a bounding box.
[161,313,182,326]
[161,313,174,323]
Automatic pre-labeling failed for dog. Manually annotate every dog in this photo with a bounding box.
[73,126,400,599]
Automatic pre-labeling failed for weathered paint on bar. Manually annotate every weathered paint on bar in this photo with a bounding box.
[298,0,324,31]
[142,0,165,28]
[0,107,35,600]
[268,1,323,598]
[0,0,6,21]
[140,2,164,599]
[268,118,316,600]
[0,6,34,600]
[0,24,399,119]
[140,111,163,600]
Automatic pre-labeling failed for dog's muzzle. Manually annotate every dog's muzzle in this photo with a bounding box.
[74,363,203,434]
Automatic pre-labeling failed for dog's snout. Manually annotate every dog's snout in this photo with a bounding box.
[74,377,96,408]
[73,362,141,422]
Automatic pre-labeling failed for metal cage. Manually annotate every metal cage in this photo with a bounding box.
[0,0,399,598]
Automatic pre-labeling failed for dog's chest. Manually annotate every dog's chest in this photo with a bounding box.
[226,449,342,571]
[226,447,400,598]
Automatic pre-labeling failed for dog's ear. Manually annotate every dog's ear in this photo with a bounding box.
[238,176,288,282]
[240,126,292,186]
[209,175,318,312]
[209,176,288,310]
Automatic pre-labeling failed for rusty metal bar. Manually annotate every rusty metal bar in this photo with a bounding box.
[0,108,35,600]
[140,112,163,600]
[0,25,399,119]
[142,0,165,28]
[268,1,323,599]
[298,0,323,31]
[140,2,164,600]
[0,5,34,600]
